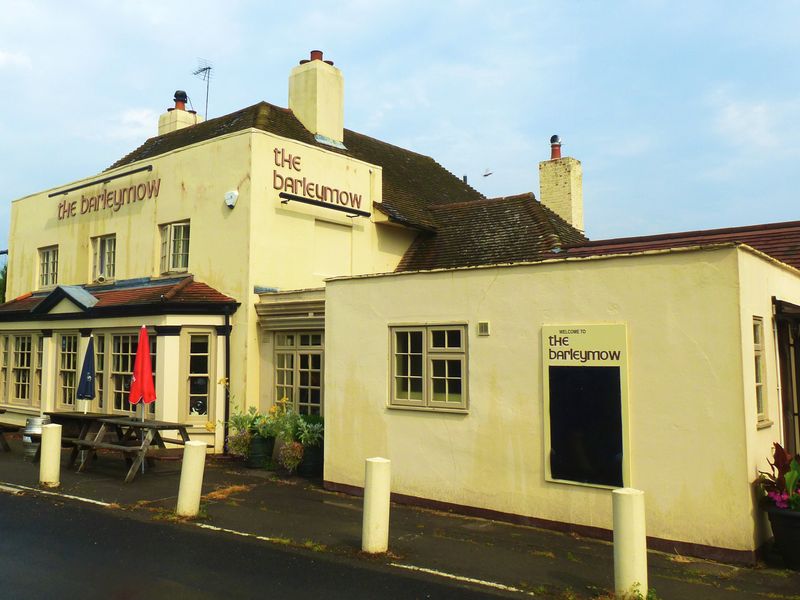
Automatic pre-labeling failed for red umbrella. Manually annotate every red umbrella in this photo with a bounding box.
[129,325,156,408]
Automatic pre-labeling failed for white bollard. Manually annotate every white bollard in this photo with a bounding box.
[39,423,62,488]
[613,487,648,597]
[362,457,391,553]
[176,441,207,517]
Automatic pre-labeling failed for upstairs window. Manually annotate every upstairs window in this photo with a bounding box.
[160,221,190,273]
[39,246,58,288]
[92,234,116,282]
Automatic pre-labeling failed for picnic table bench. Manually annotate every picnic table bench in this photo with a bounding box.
[0,409,21,452]
[77,417,191,483]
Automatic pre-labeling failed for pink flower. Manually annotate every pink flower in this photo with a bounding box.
[769,491,790,509]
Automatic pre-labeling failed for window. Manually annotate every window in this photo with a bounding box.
[12,335,32,404]
[39,246,58,288]
[390,325,467,410]
[95,335,105,410]
[92,234,116,281]
[57,333,78,409]
[274,332,323,416]
[160,221,190,273]
[754,317,767,421]
[111,333,156,415]
[0,333,41,408]
[35,336,43,408]
[187,333,211,418]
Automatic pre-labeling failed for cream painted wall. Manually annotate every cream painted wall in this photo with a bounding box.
[737,251,800,520]
[325,246,772,553]
[5,124,416,445]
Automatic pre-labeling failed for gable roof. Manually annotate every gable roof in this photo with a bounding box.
[396,193,588,272]
[108,101,484,231]
[0,276,238,321]
[563,220,800,269]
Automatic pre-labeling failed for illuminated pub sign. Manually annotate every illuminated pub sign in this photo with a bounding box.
[542,324,630,488]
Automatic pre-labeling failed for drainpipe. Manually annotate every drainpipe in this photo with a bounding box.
[223,309,232,454]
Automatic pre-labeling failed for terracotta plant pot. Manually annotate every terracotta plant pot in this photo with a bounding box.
[768,507,800,570]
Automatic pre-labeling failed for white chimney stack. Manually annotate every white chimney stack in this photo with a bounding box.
[539,135,584,232]
[158,90,203,136]
[288,50,345,148]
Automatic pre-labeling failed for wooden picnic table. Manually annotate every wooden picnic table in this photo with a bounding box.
[76,417,191,483]
[0,408,16,452]
[39,411,109,465]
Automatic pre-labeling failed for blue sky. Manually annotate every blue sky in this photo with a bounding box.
[1,1,798,251]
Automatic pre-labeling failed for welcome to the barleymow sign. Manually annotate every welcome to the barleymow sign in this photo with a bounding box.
[541,324,631,488]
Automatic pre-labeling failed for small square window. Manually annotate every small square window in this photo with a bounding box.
[390,325,467,411]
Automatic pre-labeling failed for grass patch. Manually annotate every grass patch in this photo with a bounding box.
[203,484,254,501]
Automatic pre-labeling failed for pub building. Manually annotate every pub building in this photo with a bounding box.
[3,50,800,563]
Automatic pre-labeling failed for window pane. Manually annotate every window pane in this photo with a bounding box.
[432,330,446,348]
[447,329,461,348]
[190,354,208,374]
[190,337,208,354]
[410,331,423,354]
[190,377,208,395]
[432,360,446,378]
[396,332,408,354]
[411,354,423,377]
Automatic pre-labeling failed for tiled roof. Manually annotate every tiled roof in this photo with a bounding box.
[396,193,588,272]
[108,102,484,231]
[0,276,237,320]
[563,220,800,269]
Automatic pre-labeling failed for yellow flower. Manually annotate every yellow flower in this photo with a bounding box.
[204,421,216,432]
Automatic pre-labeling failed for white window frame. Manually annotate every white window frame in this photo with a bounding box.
[56,332,78,410]
[181,329,216,423]
[92,234,117,282]
[39,245,58,288]
[274,331,324,416]
[160,221,190,274]
[389,325,468,412]
[754,316,768,422]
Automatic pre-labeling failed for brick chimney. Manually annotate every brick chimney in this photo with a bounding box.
[158,90,204,135]
[288,50,344,148]
[539,135,583,232]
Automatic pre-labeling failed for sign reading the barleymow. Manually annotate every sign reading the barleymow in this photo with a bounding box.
[57,178,162,220]
[542,324,630,488]
[272,147,364,211]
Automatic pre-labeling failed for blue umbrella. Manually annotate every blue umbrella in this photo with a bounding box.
[76,337,96,414]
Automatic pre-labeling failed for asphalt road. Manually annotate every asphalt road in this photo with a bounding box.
[0,491,504,600]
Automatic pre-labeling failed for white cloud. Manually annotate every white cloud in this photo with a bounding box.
[0,50,31,69]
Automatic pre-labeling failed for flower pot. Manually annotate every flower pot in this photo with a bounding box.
[297,443,323,478]
[246,435,275,469]
[768,507,800,570]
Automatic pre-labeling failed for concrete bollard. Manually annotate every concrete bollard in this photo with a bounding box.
[176,441,207,517]
[613,487,648,597]
[39,423,62,488]
[362,457,391,553]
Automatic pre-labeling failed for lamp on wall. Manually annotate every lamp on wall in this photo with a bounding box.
[224,191,238,209]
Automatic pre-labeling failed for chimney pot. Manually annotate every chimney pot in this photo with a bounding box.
[550,134,562,160]
[173,90,188,111]
[310,50,323,61]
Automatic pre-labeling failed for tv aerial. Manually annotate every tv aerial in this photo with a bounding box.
[193,59,213,119]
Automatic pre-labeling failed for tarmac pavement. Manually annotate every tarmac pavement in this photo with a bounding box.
[1,436,799,599]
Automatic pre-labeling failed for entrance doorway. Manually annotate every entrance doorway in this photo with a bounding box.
[775,300,800,455]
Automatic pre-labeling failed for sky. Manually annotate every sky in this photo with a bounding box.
[1,0,798,252]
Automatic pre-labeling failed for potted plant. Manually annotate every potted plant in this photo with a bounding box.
[296,415,324,477]
[226,406,257,461]
[226,406,275,468]
[272,398,303,475]
[758,442,800,570]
